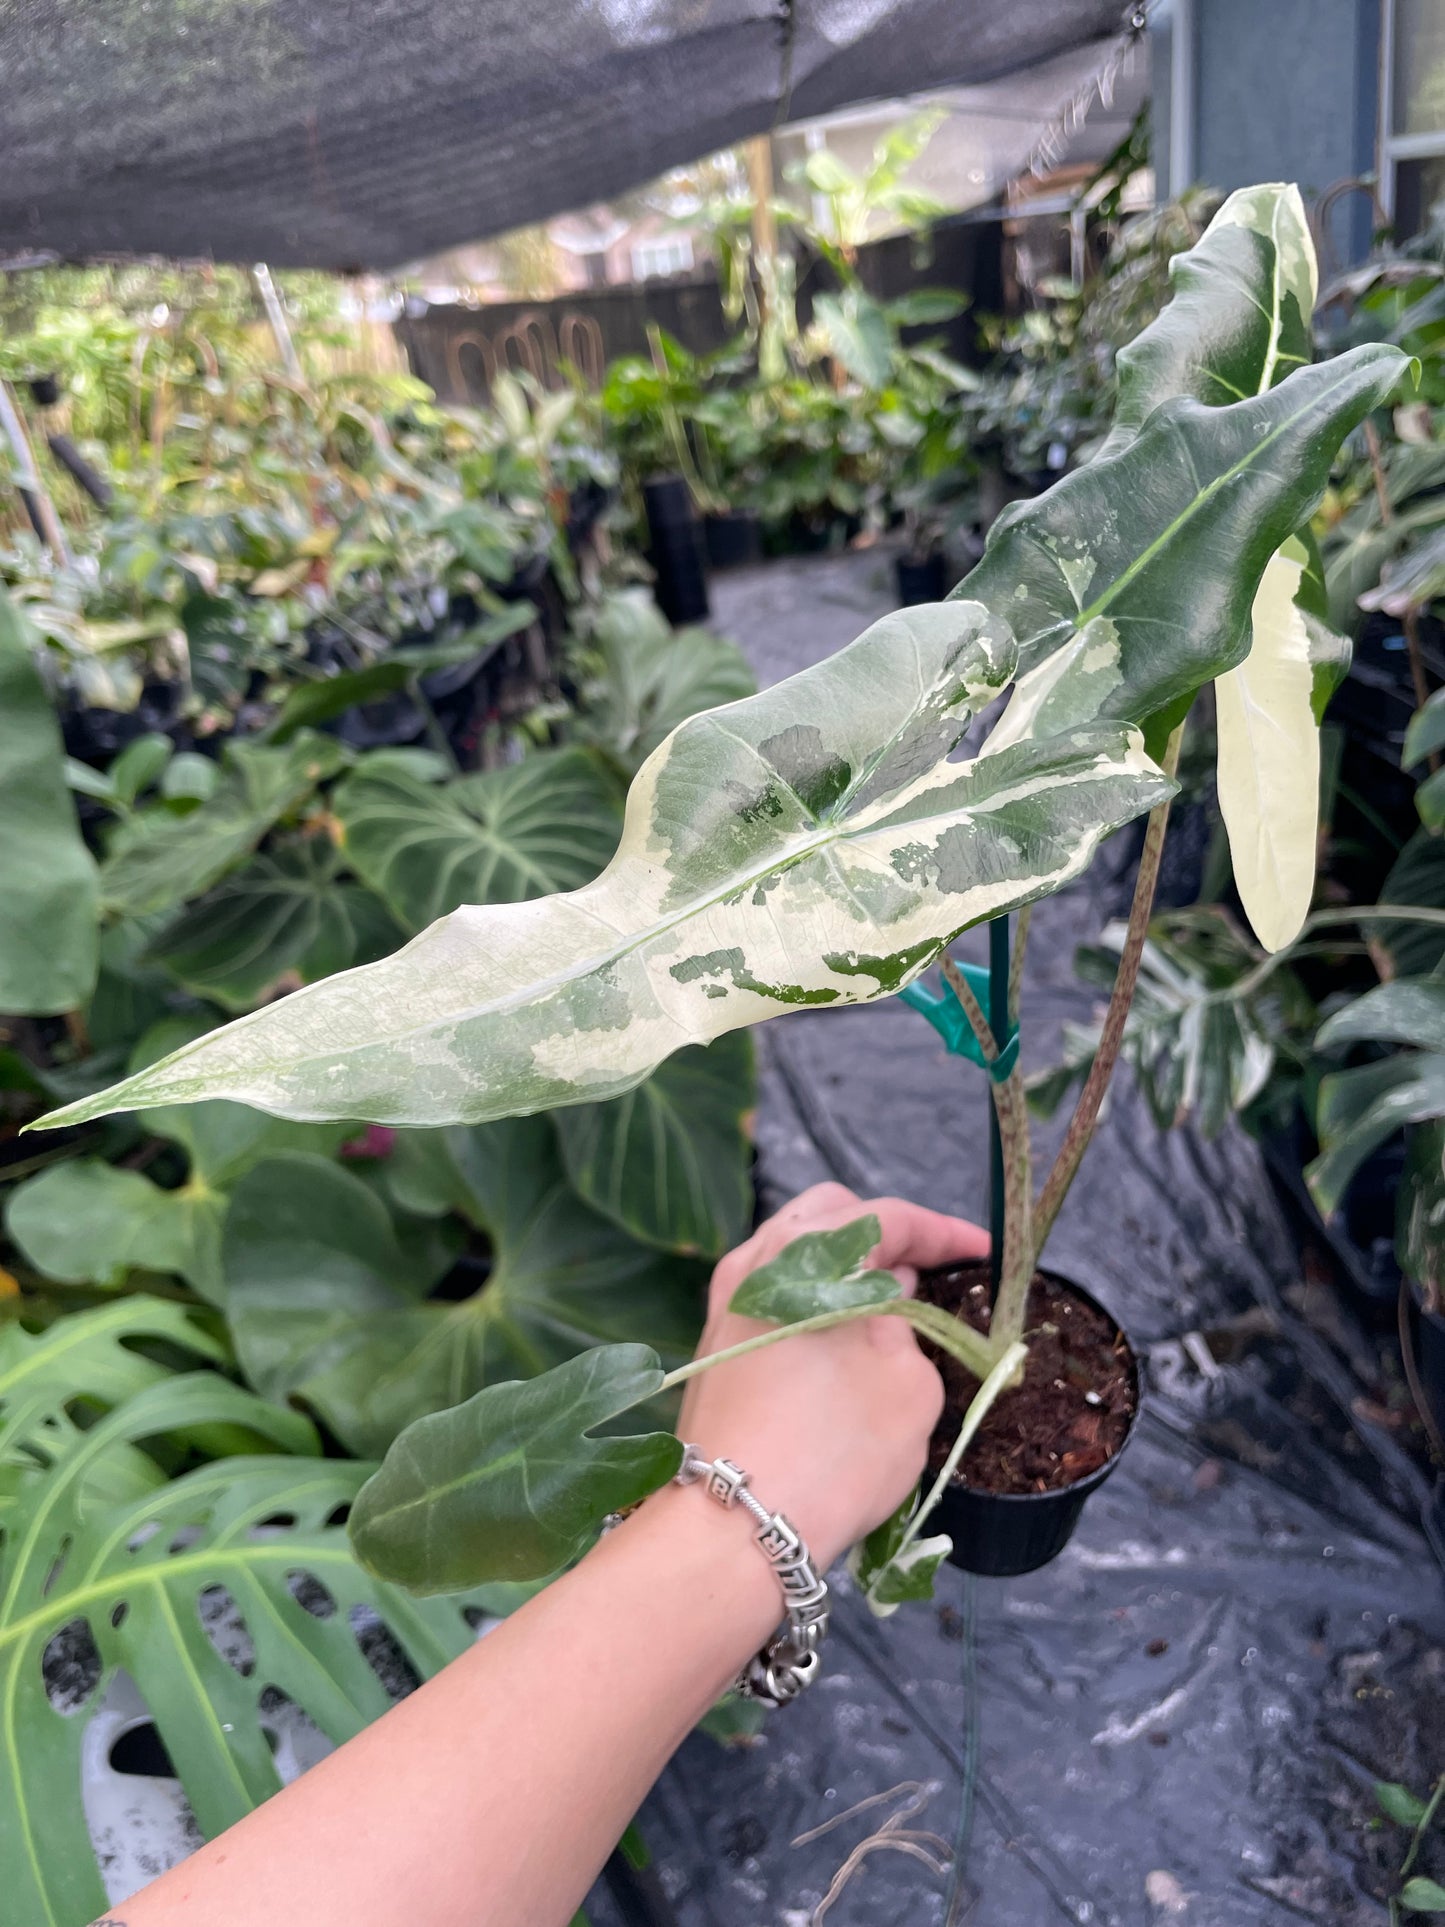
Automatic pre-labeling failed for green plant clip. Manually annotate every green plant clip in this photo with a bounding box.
[898,966,1020,1083]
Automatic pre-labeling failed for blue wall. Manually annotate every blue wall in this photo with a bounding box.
[1155,0,1381,263]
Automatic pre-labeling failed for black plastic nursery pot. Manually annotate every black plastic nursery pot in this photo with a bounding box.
[703,510,763,571]
[917,1268,1142,1579]
[895,550,950,606]
[642,473,710,626]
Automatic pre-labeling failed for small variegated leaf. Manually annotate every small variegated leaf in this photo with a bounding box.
[848,1490,951,1617]
[40,605,1172,1128]
[730,1214,898,1322]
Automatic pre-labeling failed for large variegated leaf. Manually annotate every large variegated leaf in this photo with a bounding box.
[41,603,1172,1127]
[960,344,1404,755]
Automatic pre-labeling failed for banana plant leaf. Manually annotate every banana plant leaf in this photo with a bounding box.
[0,1302,491,1927]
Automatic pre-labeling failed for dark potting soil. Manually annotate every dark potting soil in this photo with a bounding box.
[918,1262,1136,1494]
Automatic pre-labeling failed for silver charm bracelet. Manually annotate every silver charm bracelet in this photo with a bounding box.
[674,1443,830,1708]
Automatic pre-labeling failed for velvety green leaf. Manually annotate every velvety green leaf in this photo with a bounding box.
[334,746,622,931]
[553,1034,754,1257]
[224,1120,705,1456]
[0,1304,485,1925]
[44,604,1174,1128]
[730,1214,898,1321]
[1406,687,1445,771]
[0,586,99,1013]
[1308,1054,1445,1215]
[149,838,403,1010]
[5,1159,224,1294]
[1376,1780,1429,1827]
[350,1344,683,1591]
[1317,978,1445,1053]
[571,592,757,775]
[1401,1877,1445,1912]
[99,730,349,917]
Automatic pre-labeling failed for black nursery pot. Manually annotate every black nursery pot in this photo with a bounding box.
[703,510,763,571]
[926,1275,1142,1579]
[895,551,950,606]
[642,474,710,626]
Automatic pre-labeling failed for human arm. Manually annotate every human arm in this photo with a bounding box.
[101,1184,986,1927]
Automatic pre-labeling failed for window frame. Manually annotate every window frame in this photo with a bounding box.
[1380,0,1445,223]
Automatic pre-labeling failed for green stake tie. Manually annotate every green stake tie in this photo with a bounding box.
[898,962,1020,1083]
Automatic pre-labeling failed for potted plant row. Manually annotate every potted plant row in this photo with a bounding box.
[39,184,1412,1605]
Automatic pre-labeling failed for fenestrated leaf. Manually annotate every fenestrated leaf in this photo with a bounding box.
[349,1344,683,1592]
[730,1214,898,1322]
[149,837,403,1010]
[968,348,1405,756]
[223,1120,705,1456]
[0,1304,487,1927]
[99,730,349,918]
[333,746,622,931]
[1317,978,1445,1053]
[1308,1053,1445,1215]
[0,586,98,1014]
[41,603,1174,1129]
[553,1034,754,1257]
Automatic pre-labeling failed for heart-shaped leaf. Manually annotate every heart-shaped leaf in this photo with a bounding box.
[333,745,622,931]
[553,1033,755,1257]
[349,1344,683,1592]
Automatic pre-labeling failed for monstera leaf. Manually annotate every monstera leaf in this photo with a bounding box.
[149,837,404,1010]
[333,746,623,931]
[38,227,1408,1135]
[552,1034,755,1257]
[222,1120,706,1457]
[0,586,98,1014]
[99,730,349,918]
[0,1301,490,1927]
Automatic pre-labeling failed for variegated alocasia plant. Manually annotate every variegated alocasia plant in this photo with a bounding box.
[35,184,1411,1601]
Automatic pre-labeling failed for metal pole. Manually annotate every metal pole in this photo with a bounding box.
[250,263,303,381]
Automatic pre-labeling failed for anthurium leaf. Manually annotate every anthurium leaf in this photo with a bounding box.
[149,838,403,1010]
[730,1214,897,1321]
[333,746,622,931]
[1317,978,1445,1053]
[1406,687,1445,771]
[349,1344,683,1592]
[0,1310,486,1927]
[967,346,1407,753]
[224,1121,704,1457]
[1308,1053,1445,1215]
[1401,1876,1445,1912]
[40,603,1178,1129]
[1375,1780,1429,1827]
[553,1033,755,1257]
[99,730,349,917]
[0,586,99,1014]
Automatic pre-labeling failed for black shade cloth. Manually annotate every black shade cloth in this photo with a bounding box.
[0,0,1129,268]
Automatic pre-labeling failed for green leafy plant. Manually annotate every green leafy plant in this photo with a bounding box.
[33,186,1411,1602]
[1375,1776,1445,1919]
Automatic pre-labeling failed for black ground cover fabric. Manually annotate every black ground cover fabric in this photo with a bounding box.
[582,550,1445,1927]
[0,0,1127,268]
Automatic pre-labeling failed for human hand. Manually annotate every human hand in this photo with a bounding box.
[676,1183,989,1568]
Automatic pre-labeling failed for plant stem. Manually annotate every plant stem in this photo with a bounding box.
[659,1296,996,1394]
[1008,904,1031,1030]
[940,956,998,1061]
[873,1338,1028,1594]
[1031,725,1182,1256]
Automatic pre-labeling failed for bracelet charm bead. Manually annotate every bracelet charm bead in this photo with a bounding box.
[675,1443,829,1709]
